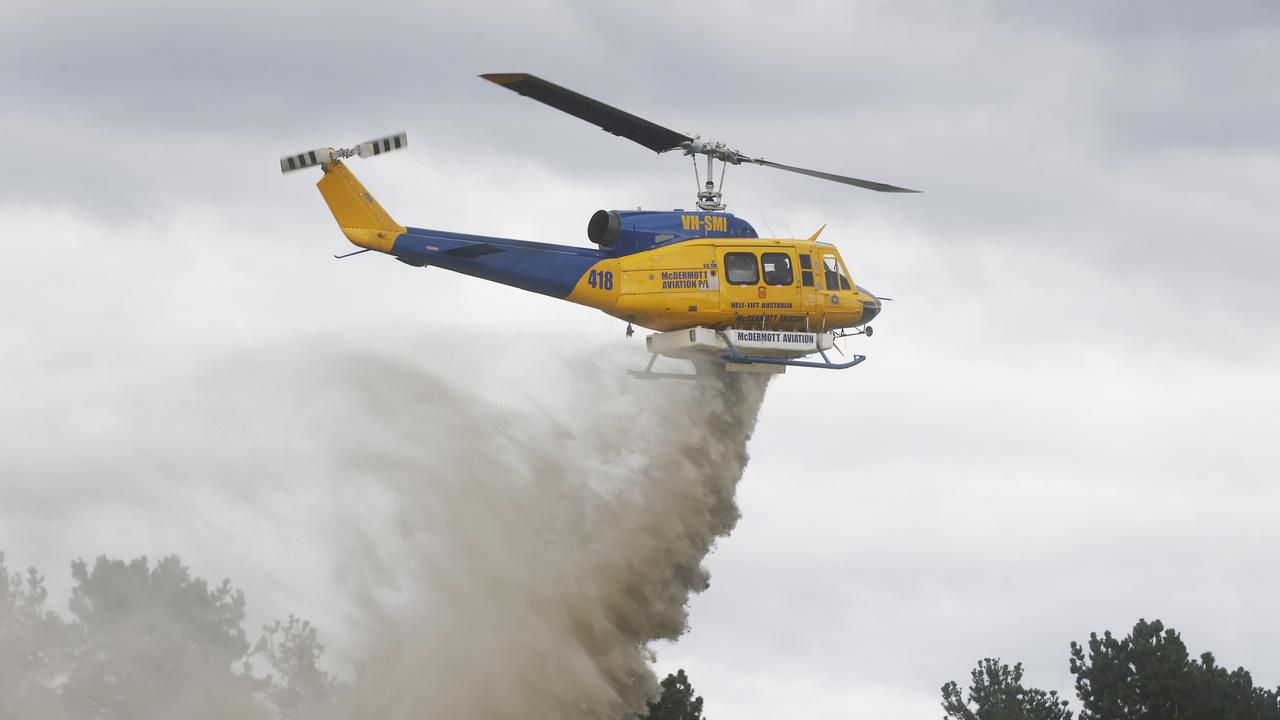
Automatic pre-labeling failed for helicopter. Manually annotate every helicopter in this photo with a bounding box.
[280,73,918,375]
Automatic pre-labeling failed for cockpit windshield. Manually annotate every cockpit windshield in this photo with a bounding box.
[822,254,852,291]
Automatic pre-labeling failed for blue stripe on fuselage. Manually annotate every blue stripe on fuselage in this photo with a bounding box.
[391,227,608,298]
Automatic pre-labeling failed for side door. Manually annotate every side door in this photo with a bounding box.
[758,248,805,330]
[796,249,820,330]
[718,247,763,326]
[817,249,858,330]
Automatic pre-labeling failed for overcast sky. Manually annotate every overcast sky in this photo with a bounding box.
[2,0,1279,717]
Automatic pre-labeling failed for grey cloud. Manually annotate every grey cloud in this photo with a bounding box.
[7,0,1274,300]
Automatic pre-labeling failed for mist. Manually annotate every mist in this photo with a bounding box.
[1,341,770,718]
[347,351,768,718]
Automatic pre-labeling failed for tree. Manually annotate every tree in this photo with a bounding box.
[1069,618,1280,720]
[0,552,346,719]
[0,552,72,717]
[60,554,265,720]
[252,614,345,719]
[1192,650,1280,720]
[942,658,1073,720]
[643,669,706,720]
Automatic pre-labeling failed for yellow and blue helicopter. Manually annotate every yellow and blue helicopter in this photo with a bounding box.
[281,74,918,375]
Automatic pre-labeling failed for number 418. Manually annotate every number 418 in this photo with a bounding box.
[588,269,614,290]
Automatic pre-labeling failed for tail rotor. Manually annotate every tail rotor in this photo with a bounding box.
[279,131,407,174]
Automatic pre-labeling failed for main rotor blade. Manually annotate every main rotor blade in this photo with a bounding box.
[481,73,693,154]
[744,157,920,193]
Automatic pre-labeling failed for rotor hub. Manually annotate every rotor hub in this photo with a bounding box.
[696,185,725,212]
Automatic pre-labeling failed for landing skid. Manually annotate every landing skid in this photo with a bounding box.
[627,354,698,381]
[629,326,868,379]
[720,335,866,370]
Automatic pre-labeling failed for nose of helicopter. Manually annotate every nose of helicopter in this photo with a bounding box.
[861,297,881,324]
[856,286,881,325]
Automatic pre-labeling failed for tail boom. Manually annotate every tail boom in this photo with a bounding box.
[315,160,621,310]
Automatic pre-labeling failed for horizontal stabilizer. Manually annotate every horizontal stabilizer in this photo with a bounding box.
[445,243,505,258]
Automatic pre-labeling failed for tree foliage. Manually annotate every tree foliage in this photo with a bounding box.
[0,552,344,719]
[252,614,344,719]
[643,669,706,720]
[60,555,260,719]
[942,658,1073,720]
[1070,618,1280,720]
[945,619,1280,720]
[1,553,73,716]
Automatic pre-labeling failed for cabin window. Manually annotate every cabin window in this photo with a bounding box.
[761,253,794,286]
[724,252,759,285]
[823,255,852,291]
[798,254,814,286]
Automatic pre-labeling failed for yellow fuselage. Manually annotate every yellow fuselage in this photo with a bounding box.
[564,237,878,332]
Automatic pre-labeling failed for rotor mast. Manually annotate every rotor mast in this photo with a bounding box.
[690,141,731,211]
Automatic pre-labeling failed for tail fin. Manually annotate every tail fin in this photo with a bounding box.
[316,160,406,253]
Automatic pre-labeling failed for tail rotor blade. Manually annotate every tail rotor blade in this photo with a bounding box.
[355,131,408,159]
[279,147,337,174]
